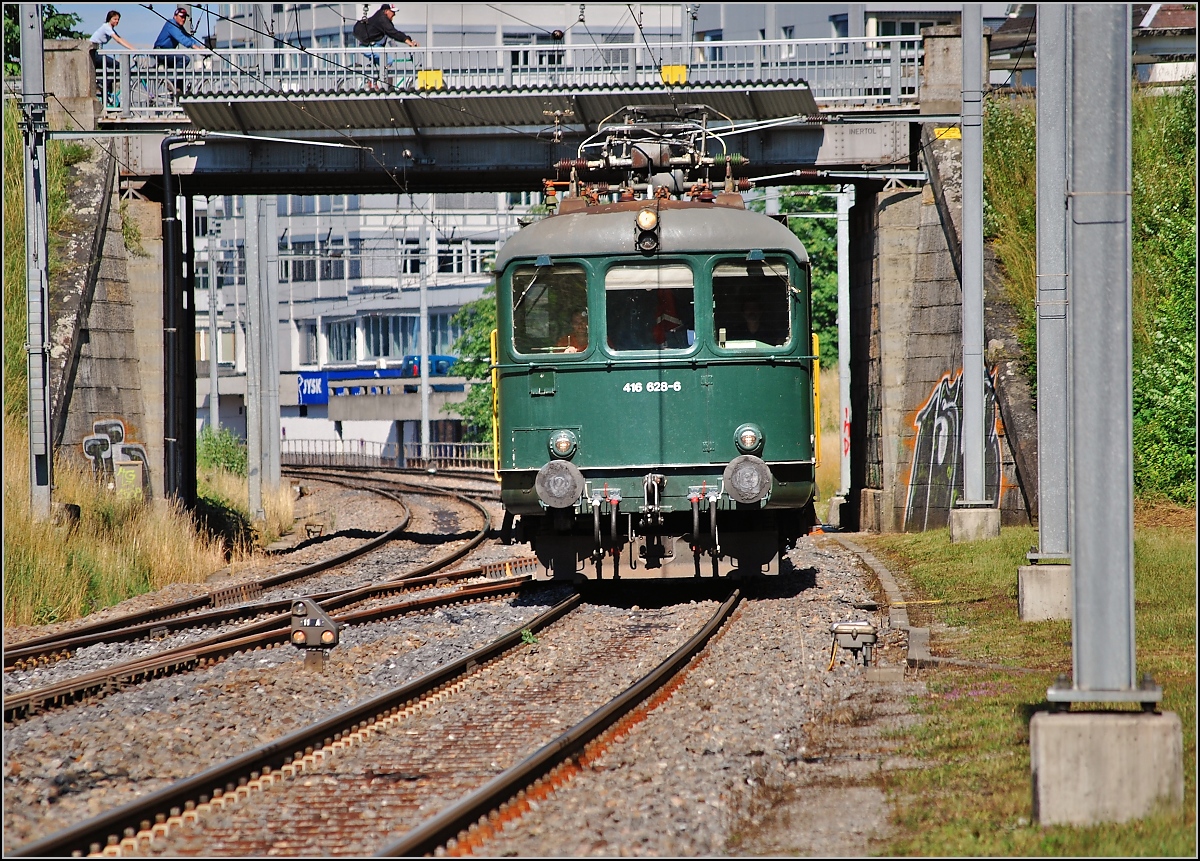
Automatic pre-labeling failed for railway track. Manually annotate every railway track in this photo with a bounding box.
[283,466,502,509]
[10,591,739,857]
[2,558,540,724]
[5,471,493,674]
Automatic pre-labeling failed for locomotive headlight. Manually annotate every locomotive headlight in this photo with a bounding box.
[635,208,659,254]
[548,429,577,458]
[735,423,764,453]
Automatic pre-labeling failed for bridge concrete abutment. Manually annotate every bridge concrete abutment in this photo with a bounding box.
[850,131,1031,534]
[122,200,168,498]
[42,97,163,501]
[45,40,101,132]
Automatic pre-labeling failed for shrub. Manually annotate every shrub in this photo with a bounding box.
[198,426,249,476]
[1131,80,1196,504]
[984,83,1196,505]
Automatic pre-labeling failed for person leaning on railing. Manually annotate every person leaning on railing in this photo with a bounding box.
[154,6,206,93]
[358,4,420,49]
[90,10,135,106]
[90,10,134,71]
[354,4,419,90]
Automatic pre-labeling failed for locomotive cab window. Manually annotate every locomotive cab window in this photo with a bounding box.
[604,263,695,352]
[511,263,588,354]
[712,258,792,348]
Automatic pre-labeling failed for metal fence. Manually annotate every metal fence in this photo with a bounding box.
[281,438,492,470]
[96,36,922,119]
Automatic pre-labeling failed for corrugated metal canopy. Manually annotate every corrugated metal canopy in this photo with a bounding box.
[180,81,821,135]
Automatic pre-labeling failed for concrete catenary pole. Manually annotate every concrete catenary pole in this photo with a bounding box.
[20,4,52,520]
[959,3,987,504]
[262,196,281,490]
[1055,4,1154,703]
[837,184,855,497]
[420,217,431,462]
[208,196,220,433]
[245,194,264,521]
[1033,5,1069,561]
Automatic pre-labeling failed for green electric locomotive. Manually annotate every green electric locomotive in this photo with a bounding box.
[492,107,820,580]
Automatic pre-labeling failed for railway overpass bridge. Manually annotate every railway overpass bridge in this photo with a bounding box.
[44,27,1034,534]
[66,33,962,193]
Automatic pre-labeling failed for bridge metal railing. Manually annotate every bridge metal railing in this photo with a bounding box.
[282,438,493,470]
[96,36,922,120]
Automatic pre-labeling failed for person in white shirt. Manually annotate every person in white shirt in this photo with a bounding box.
[89,10,134,70]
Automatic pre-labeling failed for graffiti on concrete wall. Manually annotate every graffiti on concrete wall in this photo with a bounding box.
[81,418,152,500]
[904,368,1002,531]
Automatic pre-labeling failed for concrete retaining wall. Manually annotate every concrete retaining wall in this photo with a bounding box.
[57,176,161,499]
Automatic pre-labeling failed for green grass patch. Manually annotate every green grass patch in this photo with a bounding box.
[859,518,1195,856]
[3,98,93,421]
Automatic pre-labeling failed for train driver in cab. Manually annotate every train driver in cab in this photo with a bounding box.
[556,310,589,353]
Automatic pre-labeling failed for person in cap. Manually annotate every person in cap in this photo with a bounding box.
[153,7,206,95]
[354,4,419,90]
[154,7,205,50]
[359,4,420,48]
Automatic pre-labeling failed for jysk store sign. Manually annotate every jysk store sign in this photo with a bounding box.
[298,372,328,405]
[298,369,411,405]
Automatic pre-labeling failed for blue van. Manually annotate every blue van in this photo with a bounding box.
[401,355,462,392]
[401,355,457,377]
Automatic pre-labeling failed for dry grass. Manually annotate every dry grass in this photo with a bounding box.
[198,466,296,547]
[815,365,843,508]
[3,418,227,627]
[1134,497,1197,532]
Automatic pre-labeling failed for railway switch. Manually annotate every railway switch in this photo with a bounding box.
[829,620,877,668]
[290,599,339,671]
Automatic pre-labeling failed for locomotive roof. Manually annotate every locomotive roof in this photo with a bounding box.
[494,198,809,271]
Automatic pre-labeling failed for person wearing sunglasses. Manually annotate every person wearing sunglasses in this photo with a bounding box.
[153,7,206,95]
[154,7,204,51]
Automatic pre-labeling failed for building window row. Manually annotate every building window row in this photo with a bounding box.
[316,314,463,367]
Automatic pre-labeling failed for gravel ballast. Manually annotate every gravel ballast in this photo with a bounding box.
[4,472,926,856]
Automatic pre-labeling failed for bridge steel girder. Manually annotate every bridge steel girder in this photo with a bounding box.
[134,122,915,196]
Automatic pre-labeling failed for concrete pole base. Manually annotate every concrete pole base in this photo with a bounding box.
[1031,711,1184,826]
[1018,565,1072,621]
[825,495,846,529]
[948,507,1000,542]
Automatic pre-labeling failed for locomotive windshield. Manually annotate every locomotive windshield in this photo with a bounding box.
[712,258,792,348]
[511,263,588,354]
[604,263,696,351]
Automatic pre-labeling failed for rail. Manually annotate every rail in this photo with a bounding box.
[281,438,493,470]
[95,36,922,120]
